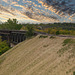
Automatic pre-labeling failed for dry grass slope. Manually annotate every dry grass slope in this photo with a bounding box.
[0,35,75,75]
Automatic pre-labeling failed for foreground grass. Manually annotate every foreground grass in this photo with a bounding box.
[0,35,75,75]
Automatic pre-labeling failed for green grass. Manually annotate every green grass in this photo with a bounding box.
[57,46,70,57]
[57,39,75,57]
[73,72,75,75]
[63,39,75,46]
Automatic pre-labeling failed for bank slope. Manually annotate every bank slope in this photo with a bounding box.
[0,35,75,75]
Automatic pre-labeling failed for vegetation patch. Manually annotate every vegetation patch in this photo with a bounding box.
[73,72,75,75]
[57,46,70,57]
[26,25,34,38]
[57,39,75,57]
[66,67,75,75]
[39,35,48,38]
[50,36,56,39]
[0,36,11,55]
[43,45,49,47]
[56,31,60,35]
[63,39,75,46]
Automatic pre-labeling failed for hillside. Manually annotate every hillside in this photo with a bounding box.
[0,35,75,75]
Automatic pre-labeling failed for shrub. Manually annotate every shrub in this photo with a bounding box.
[56,31,60,35]
[26,25,34,38]
[43,45,49,47]
[50,36,55,39]
[73,72,75,75]
[39,35,48,38]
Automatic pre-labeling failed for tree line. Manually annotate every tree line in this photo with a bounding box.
[0,18,75,36]
[21,23,75,35]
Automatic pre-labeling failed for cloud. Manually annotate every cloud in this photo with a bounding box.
[0,0,75,23]
[11,2,18,5]
[17,0,20,1]
[14,4,26,9]
[2,0,8,3]
[0,5,15,16]
[0,0,59,23]
[23,9,59,22]
[36,0,75,21]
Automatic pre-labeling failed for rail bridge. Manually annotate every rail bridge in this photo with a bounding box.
[0,30,27,47]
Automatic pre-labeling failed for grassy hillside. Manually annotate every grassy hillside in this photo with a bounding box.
[0,35,75,75]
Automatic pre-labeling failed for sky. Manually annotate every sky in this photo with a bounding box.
[0,0,75,23]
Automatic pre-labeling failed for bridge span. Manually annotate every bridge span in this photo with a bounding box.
[0,30,27,47]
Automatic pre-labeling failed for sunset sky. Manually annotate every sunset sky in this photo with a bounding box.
[0,0,75,23]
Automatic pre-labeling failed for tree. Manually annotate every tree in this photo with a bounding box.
[6,18,18,24]
[26,25,34,38]
[0,18,22,30]
[56,30,60,35]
